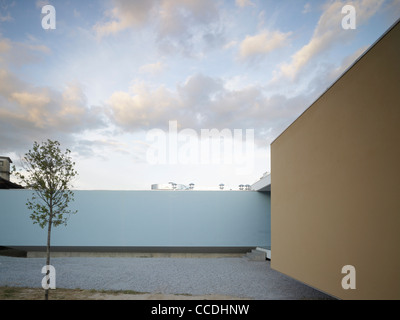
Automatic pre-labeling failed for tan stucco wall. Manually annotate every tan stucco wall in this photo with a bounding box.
[270,21,400,300]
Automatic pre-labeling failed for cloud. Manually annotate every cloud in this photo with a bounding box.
[94,0,217,38]
[223,40,238,50]
[94,0,221,56]
[108,81,183,130]
[10,90,50,107]
[1,78,98,130]
[73,8,81,18]
[235,0,255,8]
[277,0,384,81]
[302,3,312,14]
[105,73,313,146]
[0,0,15,22]
[157,0,218,36]
[153,0,222,56]
[0,12,13,22]
[0,37,11,55]
[35,0,51,8]
[178,73,223,107]
[75,138,133,159]
[93,0,156,37]
[0,34,106,157]
[0,34,51,67]
[239,29,291,61]
[0,67,104,153]
[139,61,165,75]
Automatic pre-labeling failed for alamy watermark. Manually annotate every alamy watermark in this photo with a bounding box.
[341,265,356,290]
[41,265,56,290]
[41,5,56,30]
[39,4,355,31]
[145,121,255,175]
[342,4,356,30]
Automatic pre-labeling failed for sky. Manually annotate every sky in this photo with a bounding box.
[0,0,399,190]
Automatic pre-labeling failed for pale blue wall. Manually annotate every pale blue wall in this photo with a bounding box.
[0,190,270,248]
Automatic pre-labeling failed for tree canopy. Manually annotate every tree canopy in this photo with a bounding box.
[14,139,78,228]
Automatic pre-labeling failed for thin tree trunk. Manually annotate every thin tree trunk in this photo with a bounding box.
[45,208,53,301]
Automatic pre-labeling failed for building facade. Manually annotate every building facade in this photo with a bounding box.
[270,20,400,299]
[0,157,12,181]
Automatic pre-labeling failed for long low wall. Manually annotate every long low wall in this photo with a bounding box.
[0,190,270,251]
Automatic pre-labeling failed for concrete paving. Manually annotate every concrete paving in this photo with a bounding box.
[0,255,335,300]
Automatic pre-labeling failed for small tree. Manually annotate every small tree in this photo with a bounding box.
[14,140,78,300]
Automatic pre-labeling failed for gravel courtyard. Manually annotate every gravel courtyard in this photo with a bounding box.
[0,255,334,300]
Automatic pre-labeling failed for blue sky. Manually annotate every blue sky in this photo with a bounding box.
[1,0,399,190]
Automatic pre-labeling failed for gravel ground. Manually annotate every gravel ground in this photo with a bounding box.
[0,255,334,300]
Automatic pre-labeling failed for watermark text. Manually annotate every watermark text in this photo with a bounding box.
[41,5,56,30]
[146,121,255,175]
[41,265,56,290]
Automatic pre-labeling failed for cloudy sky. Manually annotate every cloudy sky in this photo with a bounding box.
[1,0,399,190]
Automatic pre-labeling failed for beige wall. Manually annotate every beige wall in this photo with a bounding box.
[271,20,400,300]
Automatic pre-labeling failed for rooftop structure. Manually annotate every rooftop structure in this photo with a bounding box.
[0,157,12,181]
